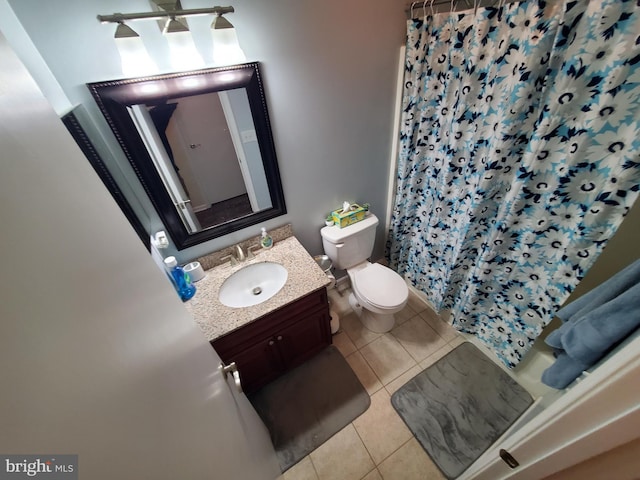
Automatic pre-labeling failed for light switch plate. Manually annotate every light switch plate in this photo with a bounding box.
[240,129,257,143]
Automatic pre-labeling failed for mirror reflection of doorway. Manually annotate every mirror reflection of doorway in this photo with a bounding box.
[90,63,286,249]
[137,89,273,232]
[129,103,202,233]
[161,92,252,228]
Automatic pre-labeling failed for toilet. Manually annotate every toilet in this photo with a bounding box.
[321,213,408,333]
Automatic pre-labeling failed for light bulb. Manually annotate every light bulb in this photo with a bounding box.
[211,27,246,66]
[164,18,205,71]
[211,15,246,66]
[114,24,158,77]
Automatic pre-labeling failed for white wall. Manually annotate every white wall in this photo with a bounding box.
[528,198,640,353]
[3,0,406,263]
[563,199,640,301]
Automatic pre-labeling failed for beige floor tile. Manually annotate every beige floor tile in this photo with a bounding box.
[394,303,417,326]
[378,438,445,480]
[419,309,460,343]
[310,424,374,480]
[361,469,383,480]
[417,304,439,322]
[359,334,417,386]
[384,364,422,396]
[342,311,383,349]
[419,344,453,370]
[353,389,413,465]
[345,351,383,396]
[283,456,318,480]
[406,291,430,314]
[333,330,357,357]
[391,316,447,363]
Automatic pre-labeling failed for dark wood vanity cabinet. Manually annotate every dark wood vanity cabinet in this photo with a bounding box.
[211,288,332,394]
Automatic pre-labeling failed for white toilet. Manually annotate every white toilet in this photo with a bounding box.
[321,213,408,333]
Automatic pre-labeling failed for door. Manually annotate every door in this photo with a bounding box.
[0,31,280,480]
[461,333,640,480]
[169,92,249,209]
[277,309,331,369]
[211,349,281,479]
[222,336,284,394]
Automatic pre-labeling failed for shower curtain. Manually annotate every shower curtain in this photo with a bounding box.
[387,0,640,367]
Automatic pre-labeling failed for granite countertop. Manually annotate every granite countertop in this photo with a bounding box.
[184,235,330,341]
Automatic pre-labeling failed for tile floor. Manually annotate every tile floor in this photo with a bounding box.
[277,283,467,480]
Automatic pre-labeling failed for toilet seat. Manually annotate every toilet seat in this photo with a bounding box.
[352,263,408,310]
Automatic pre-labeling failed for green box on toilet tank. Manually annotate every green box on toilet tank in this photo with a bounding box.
[331,204,366,228]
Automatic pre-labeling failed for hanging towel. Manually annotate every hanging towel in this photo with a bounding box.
[541,259,640,389]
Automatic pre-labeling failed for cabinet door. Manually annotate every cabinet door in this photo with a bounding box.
[276,308,331,370]
[211,289,332,393]
[226,338,283,394]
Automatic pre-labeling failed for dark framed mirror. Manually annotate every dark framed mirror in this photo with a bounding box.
[62,107,151,252]
[89,62,286,250]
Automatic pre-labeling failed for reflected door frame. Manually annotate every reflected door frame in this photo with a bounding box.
[129,104,201,233]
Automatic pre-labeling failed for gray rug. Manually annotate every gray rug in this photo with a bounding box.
[391,342,533,479]
[249,346,370,472]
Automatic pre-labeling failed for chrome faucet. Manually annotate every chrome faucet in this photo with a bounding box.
[234,244,246,262]
[221,244,247,266]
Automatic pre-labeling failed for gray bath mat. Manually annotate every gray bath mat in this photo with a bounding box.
[249,345,370,472]
[391,342,533,479]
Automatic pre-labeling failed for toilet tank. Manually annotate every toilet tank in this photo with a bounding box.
[321,214,379,270]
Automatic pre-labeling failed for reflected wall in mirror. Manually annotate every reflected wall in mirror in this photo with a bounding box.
[89,63,286,250]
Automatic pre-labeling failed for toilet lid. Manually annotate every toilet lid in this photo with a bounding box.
[354,263,408,309]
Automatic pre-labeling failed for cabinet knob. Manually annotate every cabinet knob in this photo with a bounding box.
[277,335,283,341]
[268,340,275,346]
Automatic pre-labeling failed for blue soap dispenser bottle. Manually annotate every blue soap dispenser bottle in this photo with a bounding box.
[164,256,196,301]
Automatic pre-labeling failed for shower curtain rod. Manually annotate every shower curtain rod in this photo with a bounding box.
[406,0,506,17]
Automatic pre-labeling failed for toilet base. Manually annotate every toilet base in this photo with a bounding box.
[348,293,396,333]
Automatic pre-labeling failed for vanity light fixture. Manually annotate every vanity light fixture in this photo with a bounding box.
[210,13,246,66]
[162,16,205,71]
[98,3,242,70]
[114,22,159,77]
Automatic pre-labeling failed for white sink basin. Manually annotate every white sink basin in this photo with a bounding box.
[218,262,288,308]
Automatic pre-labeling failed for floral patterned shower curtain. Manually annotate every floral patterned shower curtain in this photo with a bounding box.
[387,0,640,367]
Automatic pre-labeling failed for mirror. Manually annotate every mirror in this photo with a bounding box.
[62,106,151,252]
[89,63,286,250]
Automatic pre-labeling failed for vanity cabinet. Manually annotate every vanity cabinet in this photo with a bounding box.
[211,288,331,394]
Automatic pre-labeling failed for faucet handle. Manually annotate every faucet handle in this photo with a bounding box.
[247,244,261,259]
[220,254,237,266]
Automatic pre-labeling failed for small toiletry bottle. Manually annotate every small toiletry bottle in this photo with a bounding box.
[260,227,273,249]
[164,256,196,301]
